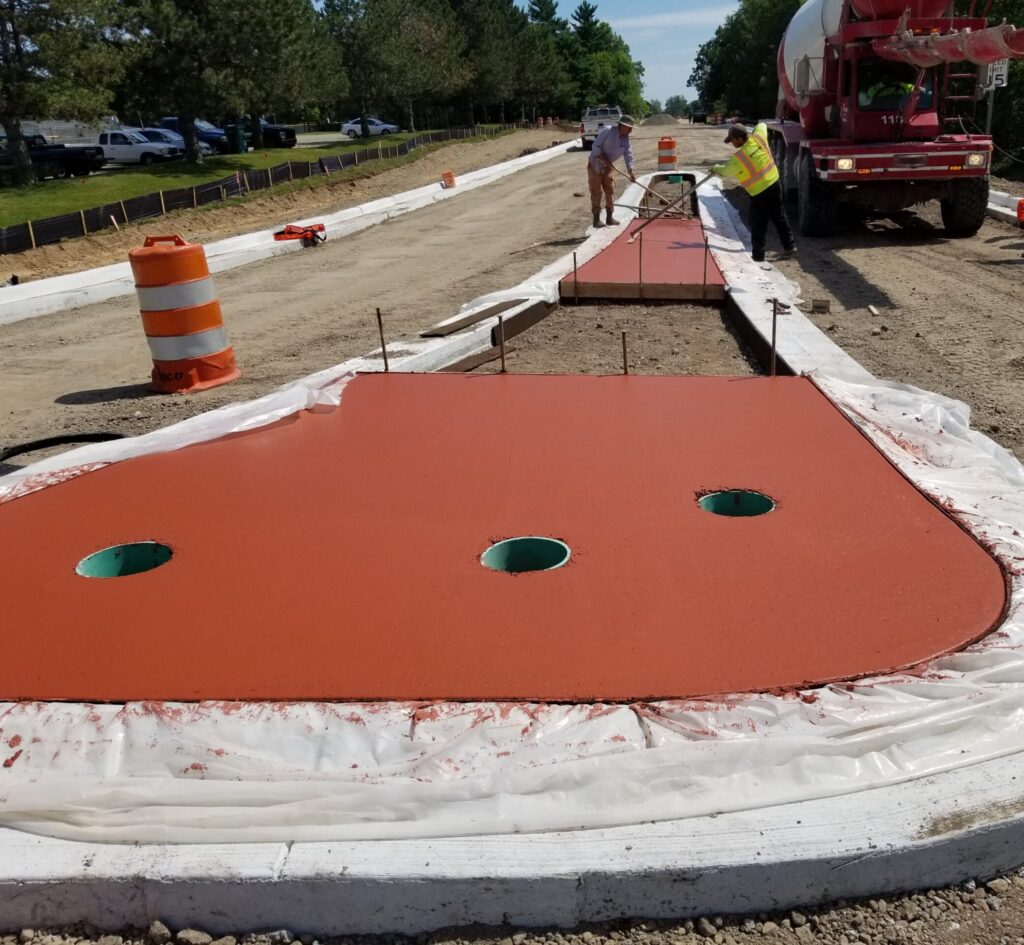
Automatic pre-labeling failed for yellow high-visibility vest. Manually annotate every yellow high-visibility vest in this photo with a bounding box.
[713,122,779,197]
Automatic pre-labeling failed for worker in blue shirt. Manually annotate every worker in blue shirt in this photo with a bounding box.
[588,116,637,228]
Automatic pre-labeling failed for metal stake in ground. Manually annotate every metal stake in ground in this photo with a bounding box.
[376,307,389,373]
[638,232,644,301]
[573,251,579,305]
[497,315,508,373]
[621,331,629,375]
[702,237,709,303]
[770,298,778,377]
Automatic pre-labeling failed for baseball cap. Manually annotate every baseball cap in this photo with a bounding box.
[724,123,748,143]
[617,115,635,129]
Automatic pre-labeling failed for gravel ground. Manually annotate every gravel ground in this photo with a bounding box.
[7,871,1024,945]
[473,301,759,376]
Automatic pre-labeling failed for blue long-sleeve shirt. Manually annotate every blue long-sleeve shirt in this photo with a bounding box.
[588,125,634,174]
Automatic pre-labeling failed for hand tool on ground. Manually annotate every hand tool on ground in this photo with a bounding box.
[627,172,714,244]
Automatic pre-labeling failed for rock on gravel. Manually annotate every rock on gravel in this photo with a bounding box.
[148,924,172,945]
[176,932,213,945]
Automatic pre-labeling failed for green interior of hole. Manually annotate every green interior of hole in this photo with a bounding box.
[481,537,571,574]
[76,541,173,578]
[698,490,775,517]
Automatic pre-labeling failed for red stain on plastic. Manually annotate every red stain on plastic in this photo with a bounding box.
[3,750,22,768]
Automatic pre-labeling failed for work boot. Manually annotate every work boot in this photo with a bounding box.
[606,208,619,226]
[592,211,605,228]
[775,246,797,260]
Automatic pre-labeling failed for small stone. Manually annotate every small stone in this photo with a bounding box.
[760,923,778,935]
[177,932,213,945]
[791,912,807,927]
[871,327,883,336]
[988,878,1011,894]
[266,934,292,945]
[212,939,237,945]
[794,928,814,944]
[696,918,716,938]
[513,936,528,945]
[98,937,124,945]
[581,935,594,944]
[18,933,34,944]
[149,925,173,945]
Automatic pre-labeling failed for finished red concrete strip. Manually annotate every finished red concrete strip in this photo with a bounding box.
[0,373,1005,703]
[559,219,726,301]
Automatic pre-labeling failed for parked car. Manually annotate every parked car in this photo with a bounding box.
[159,117,230,154]
[97,130,177,164]
[579,104,622,150]
[250,118,296,148]
[0,133,104,184]
[341,117,400,138]
[136,127,215,157]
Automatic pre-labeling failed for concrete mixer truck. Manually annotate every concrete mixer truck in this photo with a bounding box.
[767,0,1024,236]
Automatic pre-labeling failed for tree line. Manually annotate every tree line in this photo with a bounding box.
[0,0,648,183]
[688,0,1024,172]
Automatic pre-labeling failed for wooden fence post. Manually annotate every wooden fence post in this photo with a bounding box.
[120,199,129,223]
[26,219,36,250]
[191,188,197,208]
[80,209,87,235]
[159,190,167,215]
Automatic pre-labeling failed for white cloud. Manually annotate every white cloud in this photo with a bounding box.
[610,5,739,31]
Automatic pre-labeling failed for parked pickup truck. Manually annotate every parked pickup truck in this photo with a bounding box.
[160,117,230,154]
[0,133,104,184]
[579,104,623,151]
[97,129,177,164]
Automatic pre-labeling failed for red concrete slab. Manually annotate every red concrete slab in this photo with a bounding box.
[560,218,727,301]
[0,374,1006,703]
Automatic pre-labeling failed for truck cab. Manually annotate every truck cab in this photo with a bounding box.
[580,105,622,150]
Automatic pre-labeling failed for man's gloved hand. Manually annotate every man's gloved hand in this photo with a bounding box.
[628,170,637,183]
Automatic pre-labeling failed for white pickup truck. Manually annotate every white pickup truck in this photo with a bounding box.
[579,105,623,151]
[97,129,177,165]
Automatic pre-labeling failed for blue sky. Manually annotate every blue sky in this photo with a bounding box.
[516,1,740,104]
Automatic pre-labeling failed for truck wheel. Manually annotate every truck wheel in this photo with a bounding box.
[798,151,839,237]
[941,177,988,237]
[583,139,593,151]
[140,153,155,165]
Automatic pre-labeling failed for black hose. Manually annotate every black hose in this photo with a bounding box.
[0,432,125,464]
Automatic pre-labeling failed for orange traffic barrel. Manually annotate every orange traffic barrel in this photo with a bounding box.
[441,170,456,189]
[536,116,544,128]
[128,235,241,394]
[658,137,678,172]
[1017,198,1024,225]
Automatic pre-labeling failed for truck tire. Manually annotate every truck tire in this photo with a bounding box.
[797,151,839,237]
[940,177,988,237]
[583,139,593,151]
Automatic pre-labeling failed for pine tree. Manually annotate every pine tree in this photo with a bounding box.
[0,0,125,183]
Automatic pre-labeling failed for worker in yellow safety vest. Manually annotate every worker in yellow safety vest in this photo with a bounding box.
[712,123,796,264]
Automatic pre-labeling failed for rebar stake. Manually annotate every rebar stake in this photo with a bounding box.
[573,251,579,305]
[498,314,507,373]
[638,232,644,301]
[376,307,389,373]
[621,331,629,375]
[770,298,778,377]
[702,237,709,302]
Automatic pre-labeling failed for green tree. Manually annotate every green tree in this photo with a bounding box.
[118,0,256,161]
[648,98,663,114]
[689,0,799,119]
[665,94,689,117]
[371,0,466,131]
[229,0,344,149]
[0,0,125,184]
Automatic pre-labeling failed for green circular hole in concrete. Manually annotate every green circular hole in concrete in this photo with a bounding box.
[481,537,571,574]
[76,541,173,578]
[698,490,775,517]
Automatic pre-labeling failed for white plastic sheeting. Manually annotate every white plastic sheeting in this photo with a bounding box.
[0,138,578,327]
[0,369,1021,843]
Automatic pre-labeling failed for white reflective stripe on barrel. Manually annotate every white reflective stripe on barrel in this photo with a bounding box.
[147,326,230,361]
[135,277,218,313]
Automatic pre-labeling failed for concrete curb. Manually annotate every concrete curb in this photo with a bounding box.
[988,188,1022,226]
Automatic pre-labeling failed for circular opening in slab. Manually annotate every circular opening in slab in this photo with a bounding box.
[481,537,571,574]
[76,541,173,578]
[698,490,775,517]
